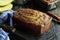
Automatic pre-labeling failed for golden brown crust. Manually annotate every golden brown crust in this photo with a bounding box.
[14,8,52,27]
[13,8,52,34]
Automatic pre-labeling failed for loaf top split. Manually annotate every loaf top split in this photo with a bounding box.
[14,8,52,27]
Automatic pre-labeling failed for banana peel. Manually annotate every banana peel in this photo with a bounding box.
[0,0,13,6]
[0,4,13,12]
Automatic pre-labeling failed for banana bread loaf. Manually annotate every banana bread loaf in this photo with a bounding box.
[13,8,52,34]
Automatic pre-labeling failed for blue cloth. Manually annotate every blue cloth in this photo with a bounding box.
[0,10,15,27]
[0,28,10,40]
[2,10,15,27]
[0,10,15,40]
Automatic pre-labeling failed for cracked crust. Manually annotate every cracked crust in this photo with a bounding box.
[13,8,52,34]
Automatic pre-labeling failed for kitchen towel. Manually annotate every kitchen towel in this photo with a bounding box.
[0,28,10,40]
